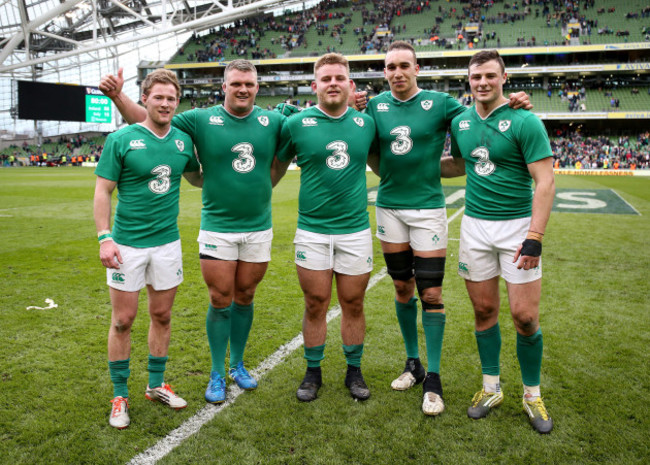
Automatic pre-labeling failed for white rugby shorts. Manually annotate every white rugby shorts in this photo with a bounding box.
[293,228,373,275]
[106,239,183,292]
[198,228,273,262]
[457,215,542,284]
[376,207,448,251]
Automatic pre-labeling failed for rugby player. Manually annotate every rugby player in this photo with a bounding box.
[275,53,376,402]
[94,69,202,429]
[445,49,555,433]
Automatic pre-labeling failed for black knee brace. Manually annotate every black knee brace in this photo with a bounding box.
[414,256,446,296]
[384,250,414,281]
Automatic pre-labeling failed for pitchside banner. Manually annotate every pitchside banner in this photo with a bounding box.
[366,187,639,215]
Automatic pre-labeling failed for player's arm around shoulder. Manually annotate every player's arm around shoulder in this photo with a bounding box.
[441,113,468,178]
[271,114,296,187]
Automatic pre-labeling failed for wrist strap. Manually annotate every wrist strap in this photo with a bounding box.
[526,231,544,243]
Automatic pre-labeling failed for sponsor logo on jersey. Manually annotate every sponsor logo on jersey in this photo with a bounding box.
[421,100,433,111]
[459,120,471,131]
[209,115,224,125]
[498,120,511,132]
[377,103,390,112]
[353,117,364,127]
[129,139,146,149]
[111,272,125,283]
[302,117,317,127]
[296,250,307,261]
[258,116,269,127]
[175,140,185,151]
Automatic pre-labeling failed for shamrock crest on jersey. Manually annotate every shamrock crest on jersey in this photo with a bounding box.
[175,140,184,151]
[498,120,511,132]
[421,100,433,111]
[353,117,364,127]
[258,116,269,127]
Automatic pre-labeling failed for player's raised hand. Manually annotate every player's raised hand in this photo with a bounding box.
[99,68,125,99]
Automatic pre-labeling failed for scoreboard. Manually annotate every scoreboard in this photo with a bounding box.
[17,80,112,123]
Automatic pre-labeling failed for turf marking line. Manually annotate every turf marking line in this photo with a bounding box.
[611,189,641,215]
[127,208,464,465]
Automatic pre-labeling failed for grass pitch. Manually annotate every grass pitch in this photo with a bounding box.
[0,167,648,464]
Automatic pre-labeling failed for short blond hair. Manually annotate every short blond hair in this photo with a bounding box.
[224,59,257,80]
[141,69,180,97]
[314,53,350,77]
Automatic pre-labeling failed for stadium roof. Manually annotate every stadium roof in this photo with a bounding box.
[0,0,302,76]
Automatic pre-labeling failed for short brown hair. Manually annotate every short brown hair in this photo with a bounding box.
[141,69,180,97]
[468,50,505,74]
[314,53,350,77]
[224,59,257,80]
[386,40,417,62]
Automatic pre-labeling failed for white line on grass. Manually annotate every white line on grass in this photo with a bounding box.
[611,189,641,215]
[127,208,464,465]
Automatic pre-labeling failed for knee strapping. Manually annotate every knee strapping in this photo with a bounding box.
[384,250,414,281]
[414,256,446,295]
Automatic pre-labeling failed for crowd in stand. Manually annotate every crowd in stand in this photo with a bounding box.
[549,129,650,169]
[175,0,650,61]
[1,135,104,167]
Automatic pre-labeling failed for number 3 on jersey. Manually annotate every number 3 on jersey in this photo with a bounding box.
[149,165,171,194]
[326,140,350,170]
[470,146,496,176]
[390,126,413,155]
[232,142,256,173]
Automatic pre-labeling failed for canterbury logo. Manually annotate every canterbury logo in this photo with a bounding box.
[111,272,125,283]
[302,118,317,127]
[377,103,390,112]
[129,139,146,149]
[459,120,471,131]
[209,116,224,125]
[296,250,307,260]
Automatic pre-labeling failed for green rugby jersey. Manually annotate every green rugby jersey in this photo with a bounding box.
[278,106,375,234]
[450,104,553,220]
[366,90,465,209]
[95,123,198,247]
[172,105,284,232]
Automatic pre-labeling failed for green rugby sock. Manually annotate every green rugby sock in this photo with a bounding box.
[422,311,445,373]
[304,344,325,368]
[229,302,254,370]
[396,297,419,359]
[517,328,543,386]
[476,323,501,376]
[108,358,130,398]
[342,343,364,368]
[147,354,168,388]
[206,303,231,377]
